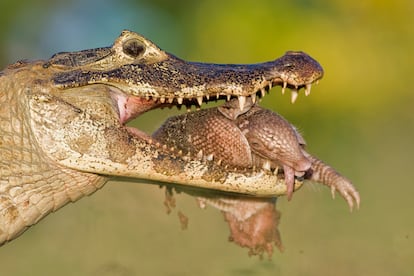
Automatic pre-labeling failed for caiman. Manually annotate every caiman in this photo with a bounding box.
[0,30,324,245]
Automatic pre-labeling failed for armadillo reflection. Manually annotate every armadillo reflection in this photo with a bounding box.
[153,98,360,210]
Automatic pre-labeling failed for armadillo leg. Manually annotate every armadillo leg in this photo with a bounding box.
[302,150,360,210]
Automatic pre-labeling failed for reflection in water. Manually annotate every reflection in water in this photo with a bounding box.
[162,185,283,258]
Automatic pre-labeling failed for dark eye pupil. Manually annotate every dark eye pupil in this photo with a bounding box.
[123,39,145,57]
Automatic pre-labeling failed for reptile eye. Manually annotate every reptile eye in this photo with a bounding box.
[123,39,145,58]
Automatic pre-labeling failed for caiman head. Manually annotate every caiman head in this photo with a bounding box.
[45,30,323,118]
[0,30,324,245]
[2,31,323,198]
[5,29,324,196]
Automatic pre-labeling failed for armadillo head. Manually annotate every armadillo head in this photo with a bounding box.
[236,106,311,172]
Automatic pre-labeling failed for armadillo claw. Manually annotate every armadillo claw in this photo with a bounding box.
[330,180,360,211]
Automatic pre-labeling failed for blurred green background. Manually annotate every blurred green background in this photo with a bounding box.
[1,0,413,275]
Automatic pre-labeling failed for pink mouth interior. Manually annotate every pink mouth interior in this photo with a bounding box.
[112,93,161,124]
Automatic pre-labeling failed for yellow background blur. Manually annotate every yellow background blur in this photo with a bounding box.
[1,0,413,275]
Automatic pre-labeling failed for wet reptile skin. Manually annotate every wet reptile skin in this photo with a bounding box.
[0,30,323,244]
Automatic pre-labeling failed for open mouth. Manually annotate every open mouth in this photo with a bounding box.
[51,43,323,187]
[112,77,319,126]
[110,80,317,177]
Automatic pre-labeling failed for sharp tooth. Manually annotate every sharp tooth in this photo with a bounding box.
[197,198,207,209]
[305,84,312,96]
[227,94,231,101]
[145,95,151,101]
[177,97,184,104]
[197,96,203,106]
[273,166,279,175]
[251,93,257,104]
[206,95,210,100]
[168,97,174,103]
[160,97,166,103]
[269,82,273,90]
[262,160,271,171]
[260,88,266,97]
[282,81,287,94]
[216,93,220,99]
[291,89,299,103]
[316,80,320,85]
[238,96,246,110]
[206,154,214,161]
[217,159,222,166]
[196,149,203,159]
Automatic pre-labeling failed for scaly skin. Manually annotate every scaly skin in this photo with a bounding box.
[0,30,323,244]
[154,98,360,210]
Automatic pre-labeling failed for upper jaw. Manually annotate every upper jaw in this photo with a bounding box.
[107,50,323,105]
[158,50,323,108]
[50,30,323,112]
[52,51,323,111]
